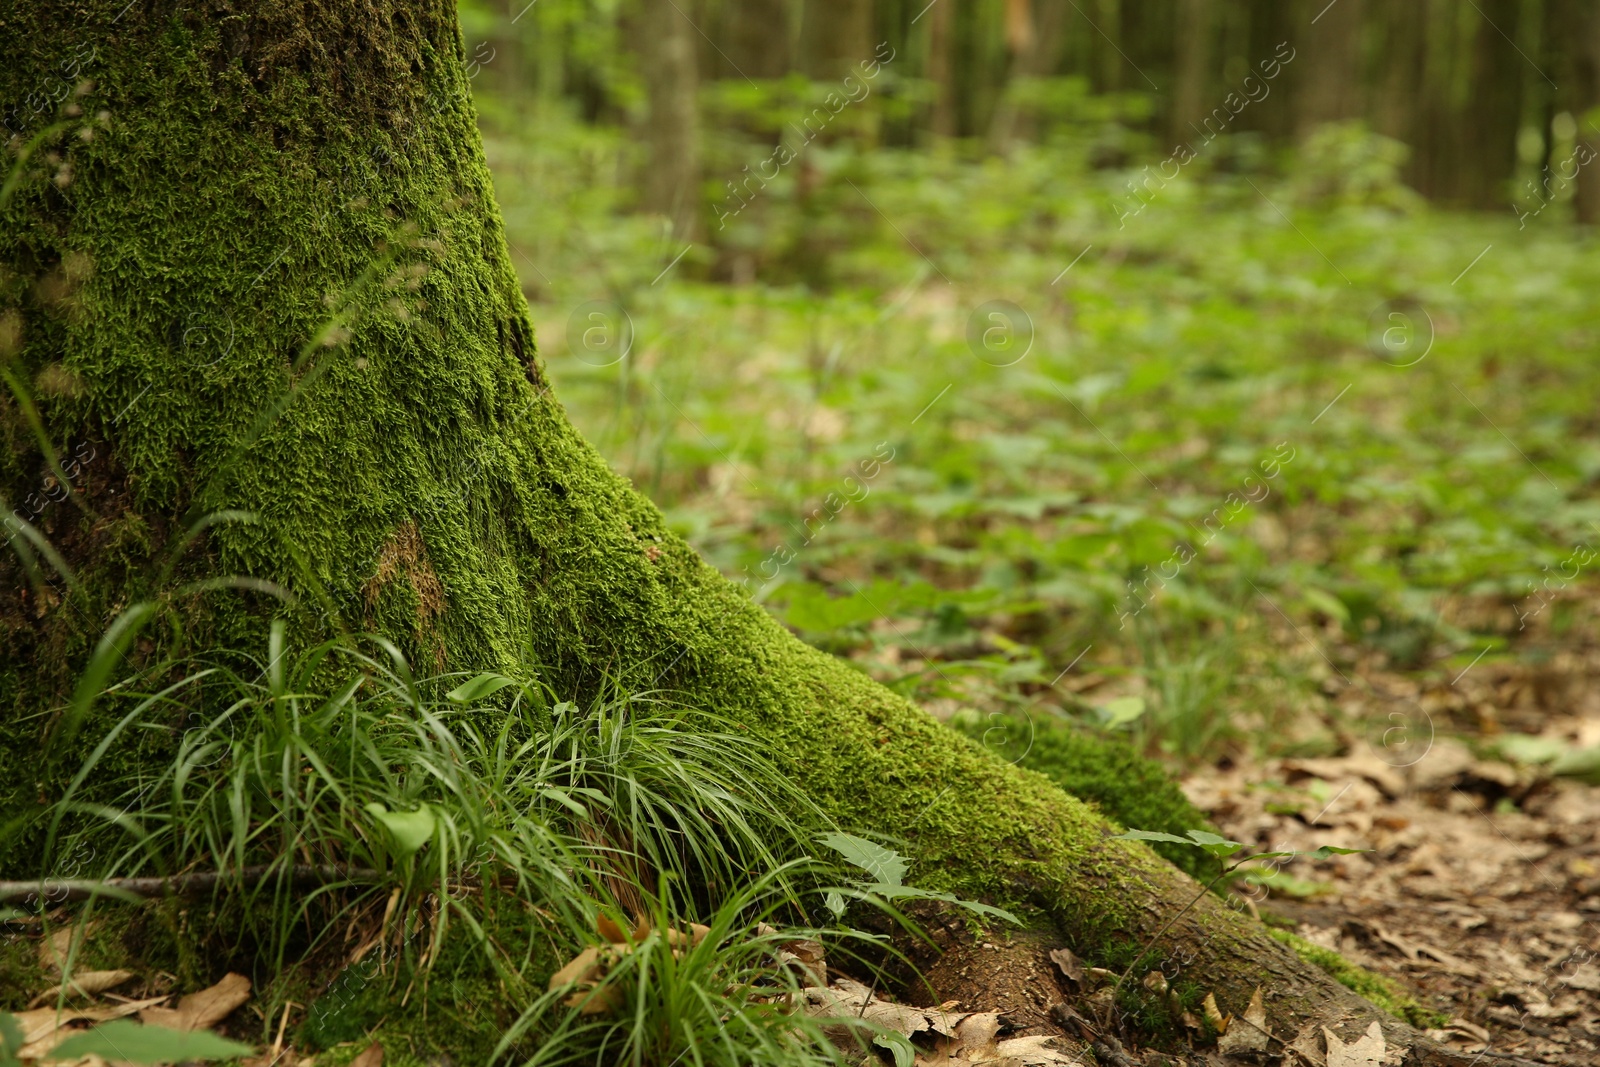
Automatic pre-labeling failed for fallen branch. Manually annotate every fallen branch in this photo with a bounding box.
[0,864,384,904]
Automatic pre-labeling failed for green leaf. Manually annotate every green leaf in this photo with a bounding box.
[1550,745,1600,784]
[447,672,519,704]
[821,832,908,888]
[1495,733,1565,766]
[48,1021,253,1064]
[1185,829,1246,857]
[1112,829,1196,847]
[864,884,1020,924]
[1302,587,1351,625]
[1236,867,1333,899]
[1,1012,23,1061]
[1098,696,1146,728]
[364,802,436,861]
[52,602,157,758]
[873,1031,915,1067]
[824,890,847,919]
[1303,845,1368,859]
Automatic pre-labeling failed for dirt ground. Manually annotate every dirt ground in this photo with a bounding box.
[1178,728,1600,1065]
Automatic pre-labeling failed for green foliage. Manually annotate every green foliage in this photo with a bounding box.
[49,1021,253,1065]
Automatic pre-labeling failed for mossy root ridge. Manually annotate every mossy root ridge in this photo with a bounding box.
[953,712,1218,881]
[1,2,1442,1057]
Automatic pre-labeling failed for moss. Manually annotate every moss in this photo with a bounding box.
[951,712,1218,882]
[1266,928,1443,1028]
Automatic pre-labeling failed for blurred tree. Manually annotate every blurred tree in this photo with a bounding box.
[726,0,795,78]
[634,0,702,237]
[1292,0,1366,141]
[800,0,875,78]
[989,0,1069,149]
[1548,0,1600,223]
[1461,0,1526,208]
[1169,0,1215,147]
[926,0,957,137]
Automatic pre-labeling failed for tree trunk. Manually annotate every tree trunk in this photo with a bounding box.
[726,0,794,79]
[1548,0,1600,224]
[1292,0,1366,140]
[800,0,875,79]
[2,1,1462,1061]
[1460,0,1525,208]
[1168,0,1215,148]
[926,0,957,138]
[635,0,701,238]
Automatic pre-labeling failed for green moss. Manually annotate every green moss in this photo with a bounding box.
[1266,929,1443,1028]
[953,712,1217,882]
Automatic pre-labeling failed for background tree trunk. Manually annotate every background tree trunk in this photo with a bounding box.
[1548,0,1600,224]
[1168,0,1214,148]
[635,0,702,238]
[1292,0,1366,140]
[1,1,1456,1059]
[1460,0,1526,208]
[726,0,795,79]
[801,0,876,79]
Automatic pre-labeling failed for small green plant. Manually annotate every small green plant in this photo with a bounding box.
[819,832,1017,924]
[48,1021,253,1065]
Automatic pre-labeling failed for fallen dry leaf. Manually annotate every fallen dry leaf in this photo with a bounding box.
[38,923,96,973]
[1047,948,1084,988]
[27,969,136,1008]
[919,1011,1082,1066]
[138,972,250,1032]
[1216,986,1269,1057]
[14,995,170,1060]
[1202,991,1229,1035]
[1323,1021,1385,1067]
[348,1039,384,1067]
[777,938,826,986]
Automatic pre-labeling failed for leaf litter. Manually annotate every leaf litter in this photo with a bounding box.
[1183,730,1600,1066]
[5,920,257,1064]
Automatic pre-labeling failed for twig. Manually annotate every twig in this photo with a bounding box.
[0,864,383,904]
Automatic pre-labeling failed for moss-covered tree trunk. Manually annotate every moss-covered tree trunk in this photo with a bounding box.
[3,2,1454,1061]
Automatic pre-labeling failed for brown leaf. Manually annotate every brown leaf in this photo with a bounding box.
[1202,991,1229,1035]
[26,969,136,1008]
[14,995,170,1059]
[1323,1021,1386,1067]
[1216,986,1269,1056]
[138,972,251,1032]
[349,1040,384,1067]
[547,946,603,991]
[596,913,629,944]
[38,923,94,973]
[1047,948,1084,988]
[777,939,826,986]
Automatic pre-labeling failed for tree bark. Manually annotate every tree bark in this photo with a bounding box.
[2,1,1461,1061]
[635,0,702,238]
[800,0,875,79]
[926,0,957,138]
[1460,0,1525,208]
[1168,0,1214,148]
[1292,0,1366,140]
[726,0,795,79]
[1547,0,1600,224]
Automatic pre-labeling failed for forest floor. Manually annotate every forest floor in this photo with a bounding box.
[1183,733,1600,1066]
